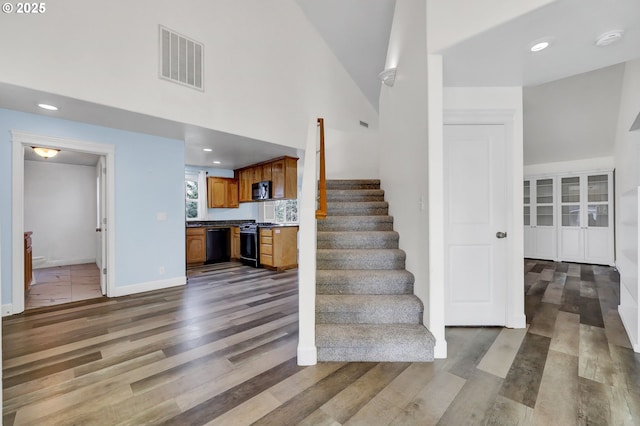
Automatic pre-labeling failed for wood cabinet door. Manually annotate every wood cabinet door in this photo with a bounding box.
[252,166,262,184]
[239,169,252,202]
[208,178,226,208]
[262,163,272,182]
[271,159,285,199]
[227,179,239,207]
[186,234,206,264]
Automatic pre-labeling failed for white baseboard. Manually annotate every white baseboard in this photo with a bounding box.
[434,338,447,359]
[297,345,318,365]
[2,304,13,317]
[33,258,97,269]
[111,276,186,297]
[508,313,527,329]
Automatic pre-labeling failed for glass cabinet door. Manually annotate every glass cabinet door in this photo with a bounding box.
[587,175,609,227]
[523,181,530,225]
[561,177,580,227]
[536,179,553,226]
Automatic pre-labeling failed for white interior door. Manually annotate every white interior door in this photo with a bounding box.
[96,156,107,295]
[444,124,507,325]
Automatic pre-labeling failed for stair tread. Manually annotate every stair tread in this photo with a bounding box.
[317,294,423,311]
[316,323,435,347]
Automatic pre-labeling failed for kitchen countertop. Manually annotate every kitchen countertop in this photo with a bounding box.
[257,223,299,228]
[186,220,253,228]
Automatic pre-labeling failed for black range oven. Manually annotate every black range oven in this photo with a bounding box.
[239,223,259,267]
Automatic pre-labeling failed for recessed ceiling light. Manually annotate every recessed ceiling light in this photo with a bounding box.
[530,41,550,52]
[212,160,221,164]
[37,103,58,111]
[203,148,212,152]
[595,30,623,47]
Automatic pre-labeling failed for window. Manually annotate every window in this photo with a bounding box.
[185,173,201,220]
[274,199,298,223]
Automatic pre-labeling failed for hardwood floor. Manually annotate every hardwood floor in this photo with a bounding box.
[2,260,639,425]
[26,263,102,309]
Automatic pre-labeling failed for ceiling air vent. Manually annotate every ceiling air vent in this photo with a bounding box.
[159,26,203,91]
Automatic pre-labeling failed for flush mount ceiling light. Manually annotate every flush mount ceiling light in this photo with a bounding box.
[595,30,623,47]
[37,103,58,111]
[378,67,397,87]
[32,146,59,159]
[212,160,221,164]
[203,148,212,152]
[530,41,550,52]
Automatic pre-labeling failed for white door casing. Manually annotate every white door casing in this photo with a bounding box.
[96,156,107,295]
[11,131,115,314]
[444,124,507,325]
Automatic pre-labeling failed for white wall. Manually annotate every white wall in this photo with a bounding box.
[379,0,435,350]
[24,160,97,268]
[443,87,526,329]
[325,127,380,179]
[613,59,640,351]
[426,0,557,52]
[524,156,615,176]
[0,0,377,151]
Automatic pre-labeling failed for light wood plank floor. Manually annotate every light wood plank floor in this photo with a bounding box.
[3,260,639,425]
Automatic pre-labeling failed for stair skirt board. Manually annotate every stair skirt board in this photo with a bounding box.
[315,179,435,363]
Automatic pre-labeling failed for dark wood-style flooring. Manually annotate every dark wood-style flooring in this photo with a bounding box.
[2,260,639,425]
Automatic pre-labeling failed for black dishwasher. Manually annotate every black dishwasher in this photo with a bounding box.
[206,228,230,263]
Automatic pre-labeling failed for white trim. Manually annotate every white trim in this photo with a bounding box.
[111,276,186,297]
[297,345,318,366]
[443,109,525,330]
[1,304,12,317]
[33,258,97,270]
[11,131,116,314]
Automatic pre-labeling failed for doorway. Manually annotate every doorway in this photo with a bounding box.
[11,131,115,314]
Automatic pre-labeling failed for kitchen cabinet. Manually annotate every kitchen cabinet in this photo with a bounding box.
[231,226,240,260]
[24,231,33,291]
[523,177,557,260]
[234,156,298,202]
[186,227,206,264]
[558,171,614,265]
[259,226,298,270]
[207,177,239,208]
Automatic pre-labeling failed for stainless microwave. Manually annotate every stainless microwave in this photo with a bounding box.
[252,180,272,200]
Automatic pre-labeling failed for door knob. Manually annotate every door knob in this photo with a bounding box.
[496,231,507,239]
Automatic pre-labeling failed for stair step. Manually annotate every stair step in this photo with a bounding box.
[316,270,414,295]
[316,294,423,324]
[316,324,435,362]
[317,249,405,270]
[326,189,385,202]
[317,216,394,232]
[317,231,399,249]
[327,201,388,216]
[325,179,381,190]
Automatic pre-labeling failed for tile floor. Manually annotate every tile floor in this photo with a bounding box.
[25,263,102,309]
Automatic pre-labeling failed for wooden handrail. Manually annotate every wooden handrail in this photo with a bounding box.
[316,118,327,219]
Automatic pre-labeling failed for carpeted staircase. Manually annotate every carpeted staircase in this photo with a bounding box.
[315,179,435,362]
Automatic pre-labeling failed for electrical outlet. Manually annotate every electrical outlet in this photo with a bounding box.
[159,266,165,275]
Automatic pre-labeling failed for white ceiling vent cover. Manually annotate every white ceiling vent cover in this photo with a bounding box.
[159,26,203,91]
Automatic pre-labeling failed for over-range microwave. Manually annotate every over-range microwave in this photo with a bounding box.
[252,180,272,200]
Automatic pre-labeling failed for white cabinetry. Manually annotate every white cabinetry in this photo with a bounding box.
[558,172,614,265]
[524,171,614,266]
[523,177,557,260]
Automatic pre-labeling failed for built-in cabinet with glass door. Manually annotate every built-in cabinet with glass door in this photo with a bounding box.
[558,171,614,265]
[524,170,614,265]
[524,177,557,260]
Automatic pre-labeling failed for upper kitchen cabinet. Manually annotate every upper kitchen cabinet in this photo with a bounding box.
[207,177,239,208]
[235,156,298,202]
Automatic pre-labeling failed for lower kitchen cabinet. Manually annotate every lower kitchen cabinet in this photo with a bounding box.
[231,226,240,260]
[186,227,206,264]
[259,226,298,270]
